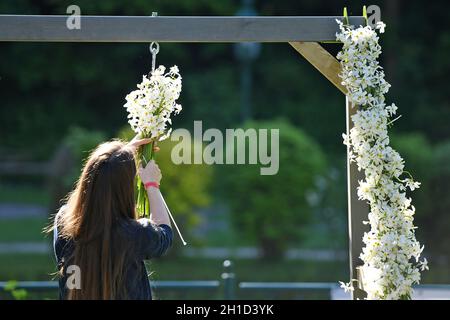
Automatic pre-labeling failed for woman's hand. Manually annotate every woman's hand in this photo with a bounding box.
[139,160,162,184]
[127,134,160,153]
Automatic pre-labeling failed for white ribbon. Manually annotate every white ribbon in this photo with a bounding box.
[158,191,187,246]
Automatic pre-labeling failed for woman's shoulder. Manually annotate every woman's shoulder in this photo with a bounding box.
[117,217,172,239]
[116,217,143,237]
[118,217,157,233]
[135,218,172,234]
[53,205,71,241]
[131,219,173,259]
[55,205,67,223]
[53,205,74,261]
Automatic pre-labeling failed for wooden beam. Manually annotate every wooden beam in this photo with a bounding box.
[0,15,365,42]
[289,41,347,95]
[346,97,368,300]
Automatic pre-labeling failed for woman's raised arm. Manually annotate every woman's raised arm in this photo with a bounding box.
[138,160,171,227]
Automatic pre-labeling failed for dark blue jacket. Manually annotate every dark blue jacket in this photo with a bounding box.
[53,207,173,300]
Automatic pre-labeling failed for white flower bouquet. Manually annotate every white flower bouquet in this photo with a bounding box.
[124,65,182,216]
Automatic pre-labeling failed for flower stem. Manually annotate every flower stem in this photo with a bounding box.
[136,141,155,218]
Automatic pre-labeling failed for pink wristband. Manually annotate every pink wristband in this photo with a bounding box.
[144,181,159,189]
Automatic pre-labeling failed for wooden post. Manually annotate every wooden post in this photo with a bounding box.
[346,96,368,300]
[290,44,369,299]
[289,42,347,95]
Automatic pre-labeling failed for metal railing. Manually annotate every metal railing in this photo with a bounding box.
[239,282,339,300]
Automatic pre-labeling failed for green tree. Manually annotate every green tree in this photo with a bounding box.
[427,141,450,255]
[390,133,450,256]
[219,119,327,259]
[63,126,107,188]
[390,132,434,220]
[48,126,106,214]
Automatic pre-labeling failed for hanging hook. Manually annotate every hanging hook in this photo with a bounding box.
[149,12,159,73]
[149,42,159,73]
[343,7,349,26]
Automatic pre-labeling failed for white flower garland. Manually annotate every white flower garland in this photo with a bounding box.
[336,20,428,300]
[124,65,182,141]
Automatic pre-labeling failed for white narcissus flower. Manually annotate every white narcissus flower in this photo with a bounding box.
[419,258,429,271]
[339,281,354,293]
[336,20,427,300]
[124,65,182,141]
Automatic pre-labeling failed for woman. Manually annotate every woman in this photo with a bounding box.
[50,136,172,300]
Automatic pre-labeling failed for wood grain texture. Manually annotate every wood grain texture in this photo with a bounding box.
[346,97,368,300]
[0,15,365,42]
[289,41,347,95]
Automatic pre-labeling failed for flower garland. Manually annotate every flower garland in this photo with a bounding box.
[336,20,428,299]
[124,65,182,216]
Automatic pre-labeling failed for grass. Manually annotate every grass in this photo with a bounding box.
[148,257,347,283]
[0,183,50,206]
[0,254,56,281]
[0,182,51,243]
[0,218,49,243]
[0,254,57,300]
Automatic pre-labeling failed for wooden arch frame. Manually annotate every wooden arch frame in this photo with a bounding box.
[0,14,368,299]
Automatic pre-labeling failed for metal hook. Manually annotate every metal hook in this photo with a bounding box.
[149,42,160,55]
[149,12,159,73]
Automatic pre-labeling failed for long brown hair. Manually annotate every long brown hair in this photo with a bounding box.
[52,140,138,299]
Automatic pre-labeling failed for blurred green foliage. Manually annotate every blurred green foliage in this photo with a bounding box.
[3,280,28,300]
[62,126,106,188]
[219,119,327,258]
[3,0,449,159]
[391,133,450,255]
[423,141,450,255]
